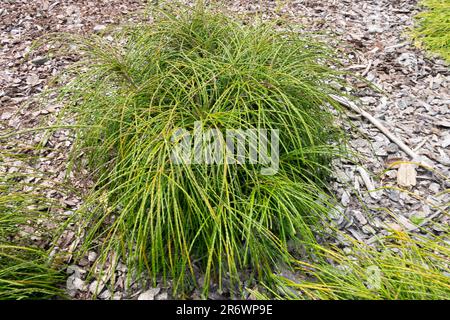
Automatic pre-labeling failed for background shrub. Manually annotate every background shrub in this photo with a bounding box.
[0,159,64,300]
[412,0,450,63]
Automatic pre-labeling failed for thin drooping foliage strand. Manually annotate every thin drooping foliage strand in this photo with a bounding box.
[0,156,64,300]
[0,245,64,300]
[250,228,450,300]
[54,4,348,296]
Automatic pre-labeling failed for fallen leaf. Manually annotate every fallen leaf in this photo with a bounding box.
[397,163,416,187]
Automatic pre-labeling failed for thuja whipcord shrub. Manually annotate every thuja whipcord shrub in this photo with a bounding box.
[52,4,348,296]
[412,0,450,63]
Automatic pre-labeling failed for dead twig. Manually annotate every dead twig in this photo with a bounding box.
[413,137,429,153]
[361,59,372,77]
[331,95,424,163]
[331,95,450,182]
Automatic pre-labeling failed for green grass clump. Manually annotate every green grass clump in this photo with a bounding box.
[0,245,64,300]
[0,168,64,300]
[53,3,347,296]
[251,230,450,300]
[412,0,450,63]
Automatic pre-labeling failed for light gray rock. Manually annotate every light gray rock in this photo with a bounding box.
[93,24,107,33]
[352,210,368,225]
[31,56,48,66]
[137,287,161,300]
[89,280,105,295]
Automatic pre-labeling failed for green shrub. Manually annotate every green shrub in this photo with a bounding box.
[412,0,450,63]
[53,3,347,296]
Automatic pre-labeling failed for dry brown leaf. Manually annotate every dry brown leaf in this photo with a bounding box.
[397,163,417,187]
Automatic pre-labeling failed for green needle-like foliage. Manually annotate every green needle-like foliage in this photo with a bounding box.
[412,0,450,63]
[251,229,450,300]
[53,3,347,296]
[0,245,64,300]
[0,168,64,300]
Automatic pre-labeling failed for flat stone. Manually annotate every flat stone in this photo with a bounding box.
[31,56,48,65]
[353,210,367,225]
[89,280,105,295]
[93,24,107,33]
[386,143,399,153]
[429,182,440,194]
[138,288,161,300]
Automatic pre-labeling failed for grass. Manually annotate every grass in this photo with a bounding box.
[48,2,349,297]
[0,245,64,300]
[412,0,450,63]
[0,158,64,300]
[250,228,450,300]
